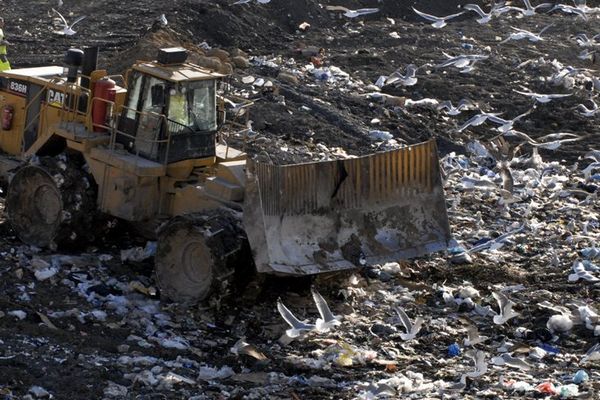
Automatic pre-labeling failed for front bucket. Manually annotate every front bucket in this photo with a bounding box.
[243,139,451,275]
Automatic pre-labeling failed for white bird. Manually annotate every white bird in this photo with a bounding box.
[585,149,600,162]
[311,287,341,332]
[531,137,581,150]
[513,89,571,104]
[568,260,600,282]
[437,99,476,116]
[492,291,520,325]
[519,0,554,16]
[573,33,600,47]
[157,13,168,27]
[583,162,600,180]
[52,8,86,36]
[501,25,553,44]
[233,0,272,4]
[385,64,418,86]
[463,4,494,24]
[488,109,533,133]
[578,49,597,61]
[464,325,489,347]
[436,53,489,73]
[412,7,465,28]
[394,306,423,341]
[460,350,488,383]
[325,6,380,18]
[549,4,589,19]
[490,353,532,370]
[457,112,503,132]
[276,298,315,338]
[576,100,600,117]
[581,343,600,363]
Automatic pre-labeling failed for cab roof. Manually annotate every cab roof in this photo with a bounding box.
[132,61,225,83]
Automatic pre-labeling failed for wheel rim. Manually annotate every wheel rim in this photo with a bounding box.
[34,184,62,224]
[7,166,63,247]
[155,222,214,303]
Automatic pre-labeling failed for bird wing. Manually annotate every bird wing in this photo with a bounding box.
[458,113,485,131]
[355,8,380,16]
[466,325,480,342]
[394,306,413,332]
[412,7,441,22]
[513,89,534,97]
[326,5,350,12]
[70,15,86,28]
[547,93,571,98]
[463,4,485,17]
[277,298,306,329]
[437,100,452,111]
[311,287,336,322]
[52,8,68,27]
[492,291,509,313]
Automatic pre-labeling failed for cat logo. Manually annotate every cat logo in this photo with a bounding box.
[46,89,66,107]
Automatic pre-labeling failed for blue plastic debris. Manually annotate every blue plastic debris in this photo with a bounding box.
[448,343,461,357]
[573,370,589,384]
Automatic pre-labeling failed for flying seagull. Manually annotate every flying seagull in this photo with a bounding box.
[325,6,380,18]
[52,8,86,36]
[457,112,503,132]
[492,291,520,324]
[311,287,342,332]
[394,306,423,340]
[460,350,488,383]
[491,353,532,370]
[437,99,477,116]
[575,100,600,117]
[501,25,553,44]
[276,298,315,338]
[519,0,554,16]
[233,0,272,4]
[487,108,533,133]
[384,64,418,86]
[412,7,465,28]
[463,4,494,24]
[464,325,489,347]
[513,89,571,104]
[436,53,489,73]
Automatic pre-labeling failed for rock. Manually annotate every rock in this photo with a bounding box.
[192,55,223,72]
[277,71,299,85]
[206,48,230,62]
[231,56,250,69]
[230,48,248,58]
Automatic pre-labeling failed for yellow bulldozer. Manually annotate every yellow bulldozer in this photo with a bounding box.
[0,47,451,303]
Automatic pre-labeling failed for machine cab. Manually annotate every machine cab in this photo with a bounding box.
[116,48,224,164]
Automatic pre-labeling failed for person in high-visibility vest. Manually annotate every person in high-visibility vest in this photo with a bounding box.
[0,17,11,71]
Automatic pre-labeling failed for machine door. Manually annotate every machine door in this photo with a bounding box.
[116,72,165,161]
[23,83,44,151]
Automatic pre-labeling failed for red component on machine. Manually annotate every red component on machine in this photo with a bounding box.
[2,105,14,131]
[92,77,116,132]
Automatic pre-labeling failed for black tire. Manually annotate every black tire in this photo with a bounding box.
[6,154,98,248]
[155,209,249,304]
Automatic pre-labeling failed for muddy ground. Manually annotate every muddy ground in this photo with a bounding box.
[0,1,599,399]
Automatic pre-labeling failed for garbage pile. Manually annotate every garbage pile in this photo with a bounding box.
[0,0,600,399]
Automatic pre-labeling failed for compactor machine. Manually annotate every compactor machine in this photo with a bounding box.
[0,47,451,302]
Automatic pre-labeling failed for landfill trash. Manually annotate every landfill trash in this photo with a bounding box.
[394,306,423,340]
[120,241,156,262]
[572,369,589,384]
[448,343,461,357]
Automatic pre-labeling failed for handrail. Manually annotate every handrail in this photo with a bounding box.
[110,104,173,166]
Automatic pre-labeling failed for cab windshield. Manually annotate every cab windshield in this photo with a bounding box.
[168,79,216,132]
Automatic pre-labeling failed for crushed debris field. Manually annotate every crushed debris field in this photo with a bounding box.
[0,1,599,399]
